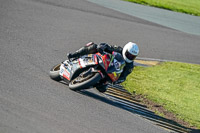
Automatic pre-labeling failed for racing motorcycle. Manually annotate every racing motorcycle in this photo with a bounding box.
[49,51,125,92]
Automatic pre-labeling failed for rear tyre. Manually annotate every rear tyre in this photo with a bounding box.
[69,72,101,91]
[49,64,62,81]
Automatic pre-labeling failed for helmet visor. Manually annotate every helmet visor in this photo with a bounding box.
[125,50,136,61]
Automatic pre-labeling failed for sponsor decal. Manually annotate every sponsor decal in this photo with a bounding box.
[78,59,82,68]
[79,58,86,68]
[59,65,65,76]
[63,69,70,80]
[60,68,64,75]
[114,59,120,71]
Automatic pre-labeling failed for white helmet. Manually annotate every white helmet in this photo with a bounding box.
[122,42,139,63]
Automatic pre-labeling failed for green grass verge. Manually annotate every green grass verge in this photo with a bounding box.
[122,62,200,128]
[124,0,200,16]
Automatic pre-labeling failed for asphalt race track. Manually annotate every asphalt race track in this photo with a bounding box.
[0,0,199,133]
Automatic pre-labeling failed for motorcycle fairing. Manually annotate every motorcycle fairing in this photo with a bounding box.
[59,60,71,81]
[60,54,98,81]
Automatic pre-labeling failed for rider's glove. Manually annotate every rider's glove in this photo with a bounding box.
[97,47,104,54]
[97,43,109,54]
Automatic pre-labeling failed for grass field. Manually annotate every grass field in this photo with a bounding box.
[122,62,200,128]
[124,0,200,16]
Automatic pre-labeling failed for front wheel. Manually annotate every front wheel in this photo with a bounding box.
[49,64,62,81]
[69,72,102,91]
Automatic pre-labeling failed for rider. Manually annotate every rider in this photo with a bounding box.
[67,42,139,92]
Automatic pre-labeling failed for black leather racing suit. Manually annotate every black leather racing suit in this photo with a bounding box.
[69,43,134,84]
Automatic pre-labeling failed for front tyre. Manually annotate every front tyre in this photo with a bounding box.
[49,64,62,81]
[69,72,101,91]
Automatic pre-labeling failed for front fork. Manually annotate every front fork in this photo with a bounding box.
[91,67,104,78]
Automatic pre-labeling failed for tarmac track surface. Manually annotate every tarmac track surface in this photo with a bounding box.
[0,0,199,133]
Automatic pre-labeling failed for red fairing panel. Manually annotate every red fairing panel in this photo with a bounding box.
[108,73,119,82]
[94,55,98,64]
[101,54,110,71]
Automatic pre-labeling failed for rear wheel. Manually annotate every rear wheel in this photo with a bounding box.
[69,71,102,91]
[49,64,62,81]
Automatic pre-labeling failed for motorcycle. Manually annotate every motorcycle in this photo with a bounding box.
[49,51,125,92]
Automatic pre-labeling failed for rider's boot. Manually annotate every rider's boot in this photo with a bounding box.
[95,80,108,93]
[67,43,98,60]
[96,84,108,93]
[67,47,87,60]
